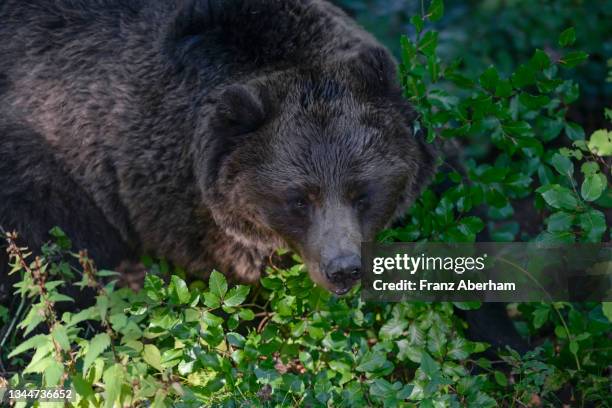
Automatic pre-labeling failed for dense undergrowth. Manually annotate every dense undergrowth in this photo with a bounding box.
[1,1,611,407]
[2,229,610,407]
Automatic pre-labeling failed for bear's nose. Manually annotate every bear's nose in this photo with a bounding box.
[325,254,362,284]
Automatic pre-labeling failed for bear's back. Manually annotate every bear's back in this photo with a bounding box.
[0,0,145,70]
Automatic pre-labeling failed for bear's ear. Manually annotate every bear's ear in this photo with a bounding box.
[211,84,268,136]
[347,47,398,95]
[162,0,238,56]
[201,84,271,187]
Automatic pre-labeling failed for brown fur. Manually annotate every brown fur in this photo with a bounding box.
[0,0,436,295]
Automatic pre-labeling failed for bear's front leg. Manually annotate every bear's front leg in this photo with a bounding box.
[177,224,274,285]
[207,235,270,284]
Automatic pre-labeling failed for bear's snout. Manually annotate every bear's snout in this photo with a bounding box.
[323,254,362,294]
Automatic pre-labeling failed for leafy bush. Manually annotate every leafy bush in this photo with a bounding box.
[384,7,611,245]
[2,1,611,407]
[4,229,610,407]
[338,0,611,111]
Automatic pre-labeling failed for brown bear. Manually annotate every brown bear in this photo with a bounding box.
[0,0,436,296]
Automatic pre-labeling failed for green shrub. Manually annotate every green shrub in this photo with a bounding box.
[384,3,611,245]
[2,232,611,407]
[2,1,611,407]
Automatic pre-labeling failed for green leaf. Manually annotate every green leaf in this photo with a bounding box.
[152,390,168,408]
[427,0,444,22]
[143,344,164,372]
[550,153,574,177]
[581,174,605,202]
[511,64,536,88]
[71,374,94,398]
[449,73,475,89]
[532,308,549,329]
[83,333,111,375]
[588,129,612,156]
[419,352,439,378]
[369,378,394,399]
[66,306,98,327]
[407,323,426,346]
[503,121,532,137]
[171,275,190,304]
[537,117,564,142]
[458,216,485,235]
[23,343,54,374]
[109,313,127,331]
[565,122,585,141]
[224,285,250,307]
[410,15,424,33]
[209,270,228,299]
[103,364,124,408]
[453,302,481,310]
[51,325,71,351]
[96,269,120,277]
[490,222,519,241]
[479,66,499,91]
[447,337,470,360]
[427,54,439,82]
[517,137,544,156]
[559,51,588,68]
[202,311,224,327]
[580,162,599,176]
[494,371,508,387]
[569,341,579,354]
[537,78,563,93]
[495,79,512,97]
[356,351,390,373]
[555,325,568,338]
[44,361,64,387]
[558,27,576,47]
[479,167,508,183]
[560,81,580,104]
[48,292,74,304]
[276,295,296,317]
[144,275,165,302]
[20,306,46,336]
[239,308,255,321]
[578,210,607,242]
[226,332,246,348]
[485,188,508,208]
[396,340,423,363]
[418,31,438,56]
[538,185,579,210]
[7,334,48,358]
[529,49,551,70]
[536,231,576,244]
[380,318,408,340]
[400,35,417,64]
[519,93,550,110]
[546,212,574,232]
[603,302,612,322]
[203,292,221,308]
[49,226,72,249]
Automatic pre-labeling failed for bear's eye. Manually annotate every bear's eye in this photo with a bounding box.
[288,197,309,212]
[354,193,369,212]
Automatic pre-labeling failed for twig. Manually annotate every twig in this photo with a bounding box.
[0,296,26,352]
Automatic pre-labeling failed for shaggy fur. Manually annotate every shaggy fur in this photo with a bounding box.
[0,0,436,295]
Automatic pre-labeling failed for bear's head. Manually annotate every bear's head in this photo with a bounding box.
[166,0,438,294]
[194,48,437,295]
